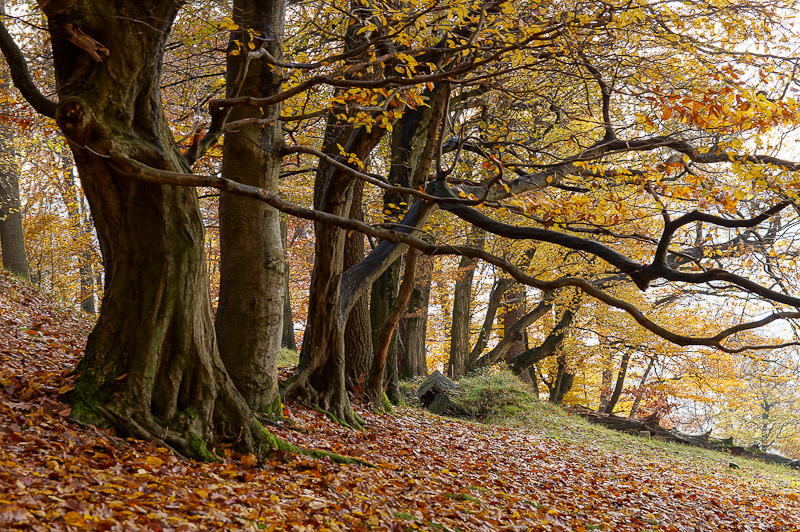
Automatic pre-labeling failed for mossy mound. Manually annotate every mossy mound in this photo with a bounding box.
[451,369,537,421]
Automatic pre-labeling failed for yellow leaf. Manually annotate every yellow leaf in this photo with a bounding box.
[241,453,258,467]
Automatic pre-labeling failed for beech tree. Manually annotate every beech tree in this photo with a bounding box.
[4,0,800,458]
[0,0,284,458]
[0,119,28,279]
[215,0,285,415]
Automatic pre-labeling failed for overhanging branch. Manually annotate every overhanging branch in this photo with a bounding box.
[0,18,57,118]
[97,149,800,353]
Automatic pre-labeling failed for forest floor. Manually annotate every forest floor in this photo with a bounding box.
[1,268,800,532]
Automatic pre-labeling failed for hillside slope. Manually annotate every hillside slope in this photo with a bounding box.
[1,269,799,531]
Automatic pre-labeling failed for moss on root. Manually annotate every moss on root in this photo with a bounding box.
[261,394,284,420]
[64,378,114,430]
[258,426,374,467]
[186,434,220,463]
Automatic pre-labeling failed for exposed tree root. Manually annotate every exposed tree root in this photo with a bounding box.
[283,369,366,430]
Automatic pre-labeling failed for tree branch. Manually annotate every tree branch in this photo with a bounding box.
[0,18,57,118]
[98,149,800,353]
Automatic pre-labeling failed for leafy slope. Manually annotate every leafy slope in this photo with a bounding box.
[1,270,799,531]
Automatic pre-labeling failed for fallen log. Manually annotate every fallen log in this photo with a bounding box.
[566,406,799,469]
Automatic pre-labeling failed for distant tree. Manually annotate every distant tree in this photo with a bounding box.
[0,0,28,279]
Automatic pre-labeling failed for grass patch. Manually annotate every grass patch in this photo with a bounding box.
[397,377,424,405]
[450,368,538,421]
[278,347,299,367]
[400,369,800,489]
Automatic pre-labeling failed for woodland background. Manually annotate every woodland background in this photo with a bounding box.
[1,0,800,461]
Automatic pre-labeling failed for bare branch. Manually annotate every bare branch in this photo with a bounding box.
[0,18,57,118]
[96,149,800,353]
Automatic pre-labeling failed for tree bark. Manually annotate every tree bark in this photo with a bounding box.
[0,135,29,279]
[0,20,29,280]
[370,85,445,389]
[368,249,418,405]
[344,181,373,389]
[602,350,631,414]
[32,0,271,458]
[447,226,485,378]
[285,8,389,424]
[370,258,399,384]
[467,277,512,368]
[399,253,432,378]
[216,0,285,415]
[288,113,385,427]
[287,59,446,426]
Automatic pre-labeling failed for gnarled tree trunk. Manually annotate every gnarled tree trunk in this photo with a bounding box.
[38,0,270,459]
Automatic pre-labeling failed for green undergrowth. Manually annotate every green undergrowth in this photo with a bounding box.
[451,368,538,421]
[400,369,800,489]
[278,347,300,367]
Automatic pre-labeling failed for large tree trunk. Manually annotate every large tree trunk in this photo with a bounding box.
[288,118,383,427]
[287,56,446,425]
[399,253,433,378]
[215,0,285,415]
[285,8,387,423]
[447,226,485,378]
[48,1,268,459]
[0,27,29,280]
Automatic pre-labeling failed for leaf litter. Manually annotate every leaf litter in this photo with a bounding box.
[1,269,799,531]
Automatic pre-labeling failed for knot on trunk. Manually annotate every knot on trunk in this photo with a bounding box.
[56,99,107,149]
